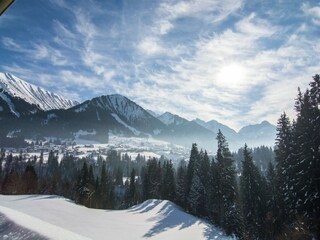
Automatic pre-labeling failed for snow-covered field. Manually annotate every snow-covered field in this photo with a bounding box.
[0,195,233,240]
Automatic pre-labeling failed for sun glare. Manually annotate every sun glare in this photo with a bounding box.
[216,64,247,88]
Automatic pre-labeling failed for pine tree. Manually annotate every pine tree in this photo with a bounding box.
[175,160,187,208]
[47,150,60,193]
[214,130,240,236]
[186,143,199,211]
[144,158,162,199]
[125,168,136,207]
[265,162,278,239]
[22,164,38,194]
[99,160,108,209]
[240,144,266,239]
[161,160,175,201]
[188,150,209,217]
[76,161,89,205]
[292,75,320,236]
[274,112,294,227]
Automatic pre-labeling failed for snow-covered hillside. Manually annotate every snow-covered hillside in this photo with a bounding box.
[0,73,78,111]
[0,195,233,240]
[158,112,187,126]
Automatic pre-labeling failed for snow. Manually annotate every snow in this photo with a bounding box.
[111,113,141,135]
[158,112,185,126]
[0,195,233,240]
[0,72,78,111]
[74,129,97,139]
[0,91,20,117]
[153,129,161,135]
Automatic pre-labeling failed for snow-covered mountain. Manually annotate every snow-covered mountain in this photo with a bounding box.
[71,95,166,136]
[0,73,78,111]
[193,118,238,141]
[238,120,276,147]
[0,73,277,150]
[158,112,188,126]
[0,195,233,240]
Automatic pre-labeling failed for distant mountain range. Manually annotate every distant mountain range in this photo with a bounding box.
[0,73,277,151]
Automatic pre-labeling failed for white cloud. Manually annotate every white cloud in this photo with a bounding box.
[302,2,320,25]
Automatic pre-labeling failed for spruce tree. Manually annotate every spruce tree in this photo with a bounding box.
[292,75,320,235]
[161,160,175,201]
[186,143,199,211]
[175,161,187,208]
[240,144,266,239]
[214,130,239,236]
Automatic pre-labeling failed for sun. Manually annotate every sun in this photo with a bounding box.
[216,64,247,88]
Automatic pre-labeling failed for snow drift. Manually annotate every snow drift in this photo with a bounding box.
[0,195,233,240]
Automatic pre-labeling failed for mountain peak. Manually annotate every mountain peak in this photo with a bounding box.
[0,72,78,111]
[158,112,187,126]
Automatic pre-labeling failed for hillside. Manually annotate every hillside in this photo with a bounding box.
[0,72,78,111]
[0,195,233,240]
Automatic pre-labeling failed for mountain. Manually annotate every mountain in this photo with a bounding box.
[13,95,167,142]
[0,195,233,240]
[0,72,78,111]
[193,118,238,141]
[70,95,166,136]
[158,112,188,126]
[156,112,216,150]
[239,120,276,147]
[146,109,160,118]
[0,73,277,150]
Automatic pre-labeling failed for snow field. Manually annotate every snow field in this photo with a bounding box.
[0,195,233,240]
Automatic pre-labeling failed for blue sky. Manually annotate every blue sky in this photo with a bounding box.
[1,0,319,130]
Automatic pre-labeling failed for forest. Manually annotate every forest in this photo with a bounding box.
[0,75,319,240]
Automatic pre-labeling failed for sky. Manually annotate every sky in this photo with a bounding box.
[0,0,319,130]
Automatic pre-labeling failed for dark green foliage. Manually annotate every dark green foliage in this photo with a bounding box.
[214,130,238,234]
[161,160,175,201]
[22,164,38,194]
[175,161,187,208]
[185,143,199,210]
[143,158,162,199]
[240,144,267,239]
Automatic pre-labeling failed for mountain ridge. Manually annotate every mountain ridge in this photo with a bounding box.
[0,73,277,150]
[0,72,78,111]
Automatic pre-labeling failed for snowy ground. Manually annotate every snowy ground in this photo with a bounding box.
[0,195,233,240]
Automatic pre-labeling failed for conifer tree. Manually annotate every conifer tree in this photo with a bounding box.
[292,75,320,235]
[186,143,199,211]
[99,160,108,209]
[175,161,187,208]
[275,112,293,225]
[265,162,278,239]
[240,144,266,239]
[214,130,239,236]
[77,161,89,205]
[22,164,38,194]
[161,160,175,201]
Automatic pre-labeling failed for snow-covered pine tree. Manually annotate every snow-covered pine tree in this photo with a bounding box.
[188,150,206,216]
[275,113,295,226]
[292,75,320,236]
[265,162,278,239]
[185,143,199,211]
[240,144,267,239]
[214,130,240,237]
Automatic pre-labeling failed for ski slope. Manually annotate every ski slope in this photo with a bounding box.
[0,195,233,240]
